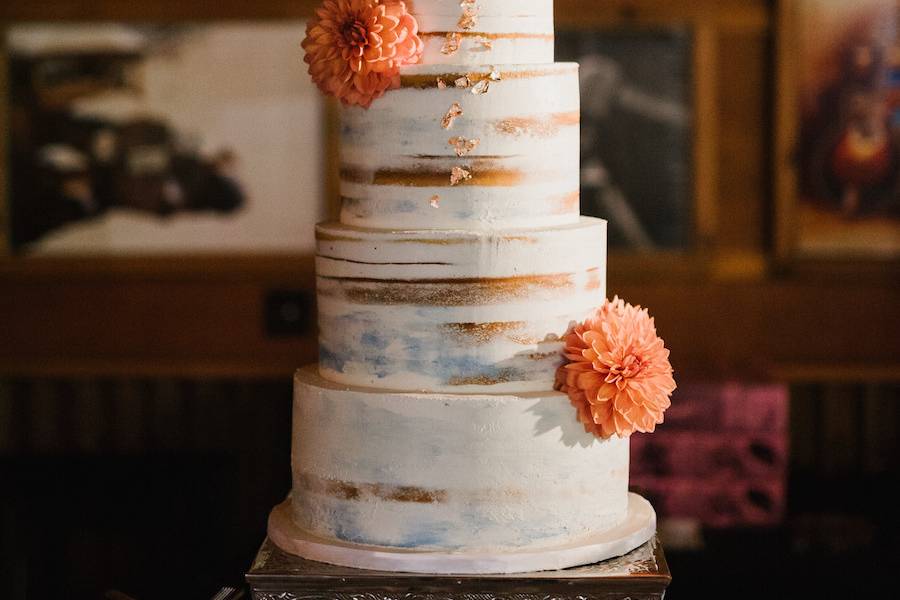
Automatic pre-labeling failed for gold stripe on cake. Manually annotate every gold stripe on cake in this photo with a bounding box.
[441,321,527,343]
[553,191,581,214]
[317,230,468,245]
[298,473,529,503]
[446,370,519,387]
[298,473,447,504]
[318,255,454,266]
[317,231,539,245]
[400,65,573,89]
[406,154,518,161]
[318,273,576,306]
[509,332,562,345]
[420,31,554,41]
[340,165,524,187]
[494,112,580,137]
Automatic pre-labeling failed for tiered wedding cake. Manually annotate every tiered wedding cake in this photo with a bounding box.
[268,0,672,574]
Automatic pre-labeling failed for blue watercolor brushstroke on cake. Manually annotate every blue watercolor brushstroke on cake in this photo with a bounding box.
[319,311,568,385]
[392,522,458,549]
[395,199,417,213]
[360,331,390,350]
[318,346,346,372]
[328,502,461,549]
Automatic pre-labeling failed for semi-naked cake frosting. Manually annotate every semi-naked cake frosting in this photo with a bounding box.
[269,0,660,573]
[340,63,579,230]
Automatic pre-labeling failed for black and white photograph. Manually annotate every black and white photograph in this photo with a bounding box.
[6,23,325,254]
[557,29,693,251]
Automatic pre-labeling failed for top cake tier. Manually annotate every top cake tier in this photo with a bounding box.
[411,0,554,65]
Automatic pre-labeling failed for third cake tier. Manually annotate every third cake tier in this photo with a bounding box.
[316,217,606,393]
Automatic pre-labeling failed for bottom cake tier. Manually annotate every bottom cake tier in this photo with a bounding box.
[280,366,632,553]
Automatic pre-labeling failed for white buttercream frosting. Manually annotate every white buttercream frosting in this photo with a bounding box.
[289,367,630,551]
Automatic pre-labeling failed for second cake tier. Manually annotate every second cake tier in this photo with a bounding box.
[316,217,606,393]
[340,62,579,231]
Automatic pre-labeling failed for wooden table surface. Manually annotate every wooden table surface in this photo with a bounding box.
[246,536,671,600]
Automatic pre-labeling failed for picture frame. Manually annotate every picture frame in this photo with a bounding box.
[555,1,771,281]
[775,0,900,271]
[0,2,327,378]
[320,0,772,281]
[555,26,694,254]
[3,21,328,257]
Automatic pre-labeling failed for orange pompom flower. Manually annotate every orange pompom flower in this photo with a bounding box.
[556,297,676,439]
[302,0,424,108]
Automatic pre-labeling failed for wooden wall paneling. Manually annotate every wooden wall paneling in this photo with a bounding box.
[554,0,768,30]
[73,379,104,452]
[711,28,771,280]
[789,383,817,472]
[149,378,184,451]
[0,380,11,451]
[773,0,801,264]
[820,384,860,477]
[29,379,61,452]
[5,380,29,451]
[0,31,8,256]
[235,380,271,532]
[612,280,900,381]
[692,21,719,254]
[862,384,899,475]
[196,380,235,452]
[0,256,318,377]
[111,378,145,453]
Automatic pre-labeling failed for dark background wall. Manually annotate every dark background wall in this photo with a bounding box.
[1,1,899,598]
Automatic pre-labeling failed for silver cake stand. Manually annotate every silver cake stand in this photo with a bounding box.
[248,520,669,600]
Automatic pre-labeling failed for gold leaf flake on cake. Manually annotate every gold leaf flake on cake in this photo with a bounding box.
[441,102,463,129]
[471,78,490,95]
[429,194,441,208]
[441,32,461,55]
[437,78,448,89]
[450,166,472,186]
[448,136,480,157]
[458,5,479,31]
[476,38,493,50]
[489,67,502,81]
[454,76,470,88]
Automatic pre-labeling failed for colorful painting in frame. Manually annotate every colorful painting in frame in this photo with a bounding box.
[778,0,900,260]
[5,22,325,255]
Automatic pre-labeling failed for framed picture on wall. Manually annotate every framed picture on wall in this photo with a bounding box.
[3,22,326,256]
[776,0,900,263]
[556,28,694,254]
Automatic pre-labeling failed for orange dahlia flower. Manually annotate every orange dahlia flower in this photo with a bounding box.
[302,0,424,107]
[556,297,676,439]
